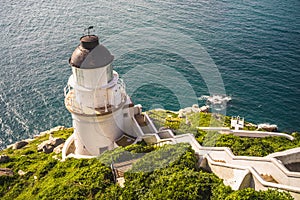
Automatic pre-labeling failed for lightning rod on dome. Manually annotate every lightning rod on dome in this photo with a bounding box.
[84,26,94,36]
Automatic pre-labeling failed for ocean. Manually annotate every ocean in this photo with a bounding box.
[0,0,299,149]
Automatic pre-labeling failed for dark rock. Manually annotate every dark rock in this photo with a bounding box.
[13,141,28,150]
[53,143,64,154]
[0,168,13,177]
[0,155,10,163]
[43,144,55,154]
[37,137,65,154]
[50,138,65,147]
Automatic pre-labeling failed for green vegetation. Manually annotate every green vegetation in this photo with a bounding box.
[147,110,231,135]
[214,133,300,156]
[0,128,115,200]
[194,129,300,156]
[212,186,293,200]
[98,141,157,165]
[122,143,219,200]
[0,157,114,200]
[198,130,300,157]
[114,143,292,200]
[0,110,298,199]
[147,110,300,157]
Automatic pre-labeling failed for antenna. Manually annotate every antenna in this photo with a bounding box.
[84,26,94,36]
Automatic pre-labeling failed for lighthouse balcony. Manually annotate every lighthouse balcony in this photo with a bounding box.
[64,89,127,116]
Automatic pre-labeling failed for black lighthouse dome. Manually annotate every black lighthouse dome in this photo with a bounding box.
[80,35,99,50]
[69,35,114,69]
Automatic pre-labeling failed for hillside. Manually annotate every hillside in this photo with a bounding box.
[0,110,298,199]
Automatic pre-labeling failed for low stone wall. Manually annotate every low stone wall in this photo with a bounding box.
[197,127,294,140]
[230,130,294,140]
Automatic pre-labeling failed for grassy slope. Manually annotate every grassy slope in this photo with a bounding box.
[0,110,298,199]
[0,128,115,200]
[147,110,300,156]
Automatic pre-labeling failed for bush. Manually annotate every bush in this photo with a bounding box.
[122,143,222,200]
[223,188,293,200]
[214,134,299,156]
[140,169,222,200]
[128,143,196,174]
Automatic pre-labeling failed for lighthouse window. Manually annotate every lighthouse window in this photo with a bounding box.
[75,68,84,85]
[106,64,113,83]
[99,146,108,154]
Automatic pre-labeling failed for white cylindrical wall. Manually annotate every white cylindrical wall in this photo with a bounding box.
[72,85,123,109]
[71,108,124,156]
[68,71,123,109]
[74,89,107,108]
[72,64,112,89]
[73,133,91,156]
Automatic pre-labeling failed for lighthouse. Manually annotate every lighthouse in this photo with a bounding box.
[62,30,158,159]
[63,33,135,156]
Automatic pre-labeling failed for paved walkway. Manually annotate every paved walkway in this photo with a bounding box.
[197,127,294,140]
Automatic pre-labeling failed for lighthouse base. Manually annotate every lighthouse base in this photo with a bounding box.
[62,105,158,160]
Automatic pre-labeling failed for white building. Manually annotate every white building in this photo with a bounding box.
[231,116,244,130]
[63,34,157,157]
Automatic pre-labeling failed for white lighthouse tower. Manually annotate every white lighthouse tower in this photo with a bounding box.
[63,33,134,156]
[62,30,158,159]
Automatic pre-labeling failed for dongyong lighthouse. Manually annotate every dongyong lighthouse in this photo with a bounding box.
[62,33,158,158]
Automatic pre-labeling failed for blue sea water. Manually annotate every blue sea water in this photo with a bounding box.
[0,0,299,149]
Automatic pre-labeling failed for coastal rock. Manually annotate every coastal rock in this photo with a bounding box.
[0,168,13,177]
[40,144,55,154]
[6,144,14,149]
[53,143,64,154]
[178,104,210,118]
[35,130,49,138]
[257,124,278,132]
[0,155,10,163]
[13,141,28,150]
[34,126,66,138]
[49,136,64,147]
[49,126,65,134]
[18,169,26,176]
[199,105,210,112]
[245,123,257,128]
[37,137,65,154]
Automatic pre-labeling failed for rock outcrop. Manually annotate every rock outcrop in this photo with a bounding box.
[0,155,10,163]
[37,136,65,154]
[12,141,28,150]
[35,126,66,138]
[0,168,13,177]
[178,104,209,118]
[53,143,64,154]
